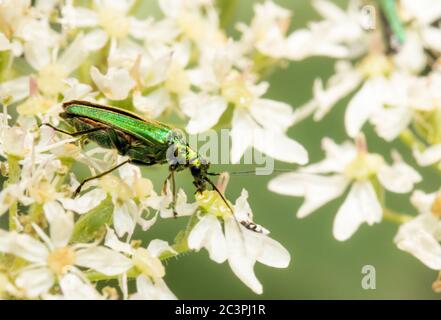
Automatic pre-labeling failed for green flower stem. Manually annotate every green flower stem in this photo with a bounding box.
[0,51,13,82]
[383,207,413,224]
[371,178,412,224]
[29,203,43,225]
[128,0,142,17]
[252,51,283,79]
[70,196,114,243]
[217,0,239,28]
[86,268,140,282]
[399,129,441,175]
[7,155,20,231]
[399,129,425,151]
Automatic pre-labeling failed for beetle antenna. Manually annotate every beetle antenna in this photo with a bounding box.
[209,168,295,176]
[204,177,234,215]
[203,176,250,240]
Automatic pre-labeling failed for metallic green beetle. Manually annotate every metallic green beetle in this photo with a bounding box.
[42,100,230,215]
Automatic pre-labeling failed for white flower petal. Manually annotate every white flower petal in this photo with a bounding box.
[370,105,412,142]
[422,26,441,52]
[10,40,23,57]
[312,65,362,121]
[130,275,177,300]
[100,0,135,13]
[104,227,134,255]
[245,230,290,268]
[188,215,228,264]
[249,99,294,132]
[15,267,54,298]
[137,212,158,231]
[333,181,382,241]
[175,189,198,216]
[59,273,103,300]
[129,17,152,39]
[90,66,135,100]
[394,31,426,73]
[83,30,108,51]
[253,129,308,165]
[378,161,421,194]
[395,213,441,270]
[147,239,176,258]
[0,32,11,51]
[0,229,9,252]
[345,79,384,138]
[231,107,309,163]
[268,173,349,218]
[24,40,51,71]
[410,190,436,214]
[118,162,141,180]
[63,78,94,101]
[224,216,262,294]
[312,0,346,21]
[401,0,441,24]
[233,189,254,222]
[159,0,182,18]
[231,108,254,164]
[0,230,49,263]
[113,200,138,238]
[75,246,132,275]
[180,93,227,134]
[133,88,171,118]
[16,18,59,47]
[0,76,30,103]
[172,40,191,67]
[43,201,74,248]
[302,138,357,174]
[60,189,106,214]
[145,53,172,87]
[59,34,89,74]
[61,6,98,28]
[286,29,350,60]
[413,144,441,167]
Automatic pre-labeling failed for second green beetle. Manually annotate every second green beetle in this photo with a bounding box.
[43,100,228,215]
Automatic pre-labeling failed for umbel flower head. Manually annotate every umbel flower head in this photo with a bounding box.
[269,136,421,241]
[188,189,290,294]
[0,203,131,298]
[395,190,441,270]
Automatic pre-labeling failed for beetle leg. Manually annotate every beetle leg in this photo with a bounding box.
[74,159,130,196]
[40,123,106,137]
[171,170,177,218]
[41,123,129,155]
[163,169,178,218]
[104,127,130,155]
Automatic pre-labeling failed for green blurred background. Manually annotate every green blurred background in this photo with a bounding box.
[136,0,440,299]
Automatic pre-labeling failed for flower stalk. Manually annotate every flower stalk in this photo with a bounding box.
[383,208,413,225]
[6,155,20,231]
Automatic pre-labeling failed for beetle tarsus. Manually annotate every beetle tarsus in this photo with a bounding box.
[72,160,131,198]
[73,185,83,198]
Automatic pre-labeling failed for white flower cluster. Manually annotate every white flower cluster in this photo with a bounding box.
[0,0,440,299]
[267,0,441,290]
[0,0,298,299]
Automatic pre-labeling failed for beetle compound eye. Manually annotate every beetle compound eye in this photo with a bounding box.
[191,166,201,176]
